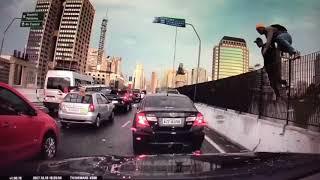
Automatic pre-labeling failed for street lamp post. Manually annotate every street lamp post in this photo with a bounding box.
[186,23,201,101]
[0,17,22,55]
[153,17,201,101]
[172,27,178,88]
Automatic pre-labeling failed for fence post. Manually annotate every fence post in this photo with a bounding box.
[258,68,263,118]
[286,57,292,125]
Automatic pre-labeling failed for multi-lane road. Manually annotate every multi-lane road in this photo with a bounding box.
[53,105,247,160]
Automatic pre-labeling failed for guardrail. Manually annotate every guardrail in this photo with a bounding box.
[178,51,320,128]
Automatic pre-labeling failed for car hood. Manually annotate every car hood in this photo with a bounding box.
[4,152,320,179]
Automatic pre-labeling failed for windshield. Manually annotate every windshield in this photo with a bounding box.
[63,93,92,104]
[2,0,320,178]
[46,77,70,91]
[145,96,194,109]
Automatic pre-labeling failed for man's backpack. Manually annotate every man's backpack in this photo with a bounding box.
[271,24,288,32]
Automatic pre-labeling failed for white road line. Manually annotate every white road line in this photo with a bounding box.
[205,135,226,153]
[121,120,131,128]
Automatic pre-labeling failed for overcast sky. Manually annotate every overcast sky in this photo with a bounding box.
[1,0,320,80]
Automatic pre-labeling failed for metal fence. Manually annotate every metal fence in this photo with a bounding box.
[178,51,320,128]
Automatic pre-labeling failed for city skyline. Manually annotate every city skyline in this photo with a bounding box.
[1,0,320,80]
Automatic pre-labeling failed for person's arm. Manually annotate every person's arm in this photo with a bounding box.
[262,27,274,55]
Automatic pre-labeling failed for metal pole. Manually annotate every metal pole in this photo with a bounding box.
[186,23,201,101]
[286,57,292,125]
[172,27,178,88]
[0,17,22,55]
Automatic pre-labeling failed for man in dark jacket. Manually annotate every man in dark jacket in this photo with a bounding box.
[254,37,287,99]
[256,23,297,56]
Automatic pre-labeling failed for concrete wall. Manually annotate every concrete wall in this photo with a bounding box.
[196,103,320,153]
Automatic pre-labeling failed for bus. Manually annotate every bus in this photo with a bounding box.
[43,70,93,112]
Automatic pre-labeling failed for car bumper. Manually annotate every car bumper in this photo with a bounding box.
[133,129,204,148]
[58,111,97,124]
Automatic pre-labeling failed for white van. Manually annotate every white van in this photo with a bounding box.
[44,70,93,112]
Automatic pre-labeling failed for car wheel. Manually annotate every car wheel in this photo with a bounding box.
[41,134,57,159]
[95,116,101,128]
[109,111,114,122]
[60,122,68,129]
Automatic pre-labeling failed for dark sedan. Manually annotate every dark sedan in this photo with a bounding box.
[131,93,206,154]
[105,90,132,112]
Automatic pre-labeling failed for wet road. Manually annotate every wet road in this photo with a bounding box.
[53,105,245,159]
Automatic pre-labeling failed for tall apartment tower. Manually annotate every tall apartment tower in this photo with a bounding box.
[212,36,249,80]
[25,0,64,87]
[53,0,95,74]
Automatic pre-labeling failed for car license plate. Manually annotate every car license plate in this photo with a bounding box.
[67,108,80,113]
[162,118,182,125]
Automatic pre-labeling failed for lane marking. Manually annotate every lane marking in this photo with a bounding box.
[121,120,131,128]
[204,135,226,153]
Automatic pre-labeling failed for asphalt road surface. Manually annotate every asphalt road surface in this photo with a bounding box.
[53,105,247,160]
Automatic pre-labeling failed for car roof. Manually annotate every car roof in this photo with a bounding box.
[146,93,187,98]
[68,91,100,95]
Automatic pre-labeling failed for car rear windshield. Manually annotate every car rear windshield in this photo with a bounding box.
[133,89,140,93]
[63,93,92,104]
[145,96,195,109]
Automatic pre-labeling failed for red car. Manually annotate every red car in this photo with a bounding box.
[0,82,60,168]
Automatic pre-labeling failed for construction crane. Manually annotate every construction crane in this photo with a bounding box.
[97,9,108,70]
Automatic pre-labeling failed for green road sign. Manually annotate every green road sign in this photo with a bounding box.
[153,17,186,27]
[20,21,43,28]
[20,12,44,28]
[21,12,45,21]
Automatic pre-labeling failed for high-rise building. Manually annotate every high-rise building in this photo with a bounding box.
[191,67,207,84]
[26,0,95,87]
[53,0,95,73]
[133,64,145,90]
[165,70,176,88]
[212,36,249,80]
[85,48,122,85]
[26,0,64,87]
[150,72,158,93]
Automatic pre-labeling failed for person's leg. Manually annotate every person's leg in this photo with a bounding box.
[276,32,296,55]
[266,64,281,98]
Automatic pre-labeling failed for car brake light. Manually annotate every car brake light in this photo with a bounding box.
[89,104,95,112]
[136,112,150,128]
[193,113,206,126]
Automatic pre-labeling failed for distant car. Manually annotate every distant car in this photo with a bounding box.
[131,93,205,154]
[58,92,115,128]
[132,89,141,103]
[0,82,60,168]
[105,90,132,112]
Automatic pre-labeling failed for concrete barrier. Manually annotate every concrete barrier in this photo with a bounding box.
[196,103,320,153]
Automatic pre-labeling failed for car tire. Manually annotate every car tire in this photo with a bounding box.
[95,116,101,128]
[60,122,68,129]
[41,134,57,160]
[109,111,114,122]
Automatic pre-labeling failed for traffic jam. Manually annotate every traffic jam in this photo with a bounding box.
[0,70,210,170]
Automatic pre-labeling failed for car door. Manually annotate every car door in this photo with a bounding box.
[96,94,107,120]
[0,86,40,165]
[101,94,112,117]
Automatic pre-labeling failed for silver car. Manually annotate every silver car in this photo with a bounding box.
[58,92,115,128]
